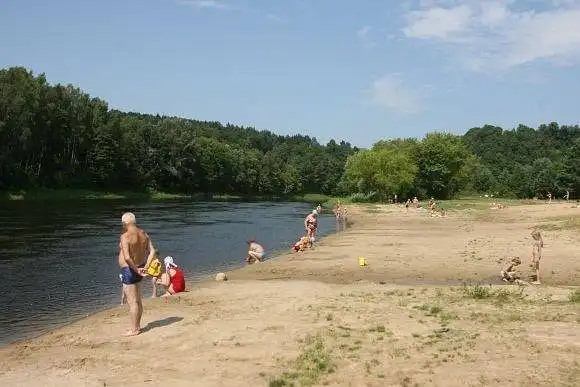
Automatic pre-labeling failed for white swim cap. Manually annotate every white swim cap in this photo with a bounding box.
[121,212,136,224]
[312,209,318,215]
[164,256,176,269]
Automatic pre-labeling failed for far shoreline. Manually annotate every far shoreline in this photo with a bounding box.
[0,188,340,207]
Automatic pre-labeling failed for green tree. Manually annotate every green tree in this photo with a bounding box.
[415,132,476,199]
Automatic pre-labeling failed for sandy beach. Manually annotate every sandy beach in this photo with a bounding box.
[1,201,579,387]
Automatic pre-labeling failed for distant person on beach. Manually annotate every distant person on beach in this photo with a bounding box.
[154,256,186,296]
[405,199,411,212]
[501,257,521,283]
[316,204,322,213]
[428,198,436,215]
[334,202,345,232]
[305,209,318,245]
[413,197,419,208]
[530,230,544,284]
[292,236,311,252]
[246,239,265,264]
[119,212,156,336]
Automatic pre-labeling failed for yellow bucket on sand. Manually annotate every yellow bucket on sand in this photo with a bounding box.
[358,257,368,267]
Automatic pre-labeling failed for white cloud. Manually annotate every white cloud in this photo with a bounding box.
[402,0,580,71]
[357,26,377,48]
[357,26,372,38]
[404,5,473,39]
[177,0,233,10]
[369,74,423,115]
[177,0,284,22]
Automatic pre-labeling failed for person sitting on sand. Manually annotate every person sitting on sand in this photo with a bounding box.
[154,256,186,297]
[530,230,544,284]
[305,210,318,246]
[292,236,311,252]
[246,239,265,264]
[501,257,522,283]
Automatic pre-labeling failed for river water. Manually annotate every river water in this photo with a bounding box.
[0,200,332,346]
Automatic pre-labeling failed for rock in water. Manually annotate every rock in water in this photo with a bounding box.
[215,272,227,281]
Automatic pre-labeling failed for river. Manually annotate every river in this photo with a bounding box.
[0,200,332,346]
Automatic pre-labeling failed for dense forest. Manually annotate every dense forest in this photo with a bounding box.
[1,67,578,200]
[0,67,356,196]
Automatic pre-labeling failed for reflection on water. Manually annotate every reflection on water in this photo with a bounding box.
[0,200,331,346]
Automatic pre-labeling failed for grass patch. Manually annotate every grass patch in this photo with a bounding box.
[539,215,580,232]
[568,289,580,303]
[462,284,493,299]
[414,304,442,316]
[268,334,335,387]
[369,324,387,333]
[0,188,190,201]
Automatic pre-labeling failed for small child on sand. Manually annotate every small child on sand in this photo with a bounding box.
[292,236,311,252]
[501,257,521,283]
[530,229,544,284]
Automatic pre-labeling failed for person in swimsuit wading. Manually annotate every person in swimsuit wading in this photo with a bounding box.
[304,209,318,247]
[118,212,156,336]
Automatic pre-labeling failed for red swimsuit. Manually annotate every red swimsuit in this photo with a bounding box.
[170,267,186,293]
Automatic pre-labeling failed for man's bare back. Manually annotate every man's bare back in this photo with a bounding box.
[118,227,152,269]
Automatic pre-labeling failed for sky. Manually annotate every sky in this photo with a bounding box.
[1,0,580,147]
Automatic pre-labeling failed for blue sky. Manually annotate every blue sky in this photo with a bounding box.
[1,0,579,147]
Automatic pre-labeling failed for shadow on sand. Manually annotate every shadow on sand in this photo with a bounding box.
[141,316,183,333]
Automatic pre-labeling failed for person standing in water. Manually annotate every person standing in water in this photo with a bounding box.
[305,209,318,246]
[118,212,156,336]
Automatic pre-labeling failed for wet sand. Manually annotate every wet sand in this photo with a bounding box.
[1,201,579,386]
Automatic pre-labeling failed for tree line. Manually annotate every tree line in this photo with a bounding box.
[343,124,579,200]
[1,66,578,200]
[0,67,356,196]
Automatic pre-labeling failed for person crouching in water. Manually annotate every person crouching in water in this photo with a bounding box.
[154,256,186,297]
[246,239,265,264]
[501,257,521,283]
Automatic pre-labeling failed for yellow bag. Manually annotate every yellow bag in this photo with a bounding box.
[147,258,162,277]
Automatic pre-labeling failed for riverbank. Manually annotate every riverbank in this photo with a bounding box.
[1,201,579,386]
[0,189,338,206]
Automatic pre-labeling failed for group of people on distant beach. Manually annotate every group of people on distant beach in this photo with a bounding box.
[242,206,325,262]
[118,212,186,336]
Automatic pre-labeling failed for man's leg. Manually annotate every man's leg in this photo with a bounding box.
[123,283,142,336]
[534,265,541,284]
